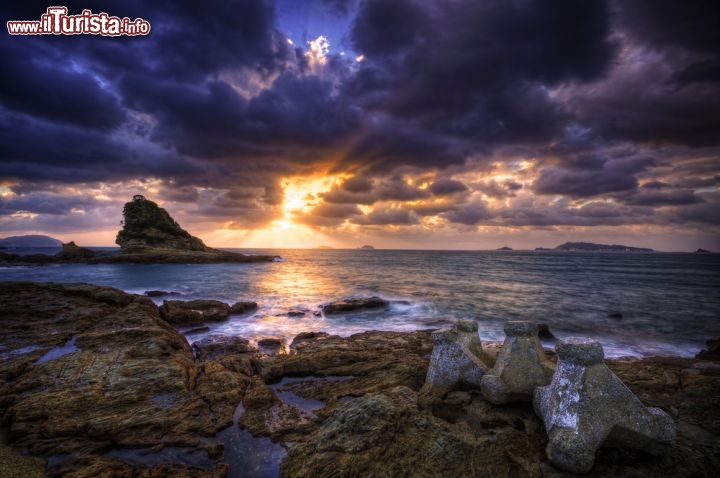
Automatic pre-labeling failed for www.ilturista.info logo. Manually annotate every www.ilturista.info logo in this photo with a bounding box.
[7,7,150,36]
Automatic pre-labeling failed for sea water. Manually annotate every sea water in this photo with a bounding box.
[2,248,719,358]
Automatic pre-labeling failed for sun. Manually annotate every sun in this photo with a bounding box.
[280,175,344,221]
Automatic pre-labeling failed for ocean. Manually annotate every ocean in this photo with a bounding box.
[2,248,719,358]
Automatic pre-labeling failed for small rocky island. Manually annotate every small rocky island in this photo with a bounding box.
[0,195,277,264]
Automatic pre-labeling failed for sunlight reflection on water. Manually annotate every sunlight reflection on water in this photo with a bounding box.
[3,249,719,357]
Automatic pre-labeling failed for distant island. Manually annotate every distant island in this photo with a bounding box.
[695,248,712,253]
[0,235,62,248]
[496,246,513,251]
[553,242,653,252]
[315,245,335,250]
[0,195,278,264]
[360,245,375,249]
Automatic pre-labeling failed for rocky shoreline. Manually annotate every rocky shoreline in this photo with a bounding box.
[1,282,718,477]
[0,242,278,265]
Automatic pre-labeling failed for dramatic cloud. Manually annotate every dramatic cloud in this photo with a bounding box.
[0,0,718,249]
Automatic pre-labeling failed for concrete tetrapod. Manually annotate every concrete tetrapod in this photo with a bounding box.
[418,320,488,408]
[480,321,555,404]
[533,338,676,474]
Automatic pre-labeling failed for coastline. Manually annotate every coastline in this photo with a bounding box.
[1,282,718,477]
[0,247,279,265]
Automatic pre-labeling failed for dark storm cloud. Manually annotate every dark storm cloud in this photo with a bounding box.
[299,203,362,227]
[0,110,203,184]
[0,192,98,216]
[493,201,654,227]
[674,175,720,189]
[533,156,654,197]
[320,175,429,205]
[119,73,360,160]
[320,0,359,17]
[618,1,720,57]
[474,180,523,199]
[158,185,199,203]
[0,0,295,190]
[350,0,428,57]
[442,202,493,226]
[429,179,468,196]
[676,193,720,225]
[1,0,719,236]
[341,175,374,193]
[347,0,616,145]
[616,0,720,93]
[559,1,720,147]
[337,119,468,173]
[0,41,126,131]
[622,190,705,207]
[351,208,419,226]
[641,181,670,190]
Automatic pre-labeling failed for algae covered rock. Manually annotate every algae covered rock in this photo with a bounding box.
[0,282,246,459]
[159,299,231,325]
[322,296,389,314]
[55,241,96,261]
[115,195,207,252]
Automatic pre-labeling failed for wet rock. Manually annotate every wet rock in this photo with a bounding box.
[607,312,623,319]
[192,335,257,361]
[533,337,676,474]
[695,338,720,361]
[159,299,231,325]
[480,321,555,404]
[309,386,416,453]
[282,385,549,478]
[537,323,555,340]
[50,455,228,478]
[258,338,284,348]
[183,326,210,335]
[0,439,45,478]
[239,378,317,441]
[290,332,330,349]
[145,290,180,297]
[54,241,96,261]
[286,309,306,318]
[0,282,248,460]
[3,284,717,477]
[62,283,136,307]
[322,296,389,314]
[257,338,285,356]
[418,320,488,408]
[230,301,257,315]
[260,331,432,402]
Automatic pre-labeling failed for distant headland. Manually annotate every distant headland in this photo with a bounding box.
[552,242,654,252]
[0,235,62,248]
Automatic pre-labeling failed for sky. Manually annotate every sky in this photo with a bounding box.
[1,0,719,251]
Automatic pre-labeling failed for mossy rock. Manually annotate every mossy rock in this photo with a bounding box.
[115,195,206,252]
